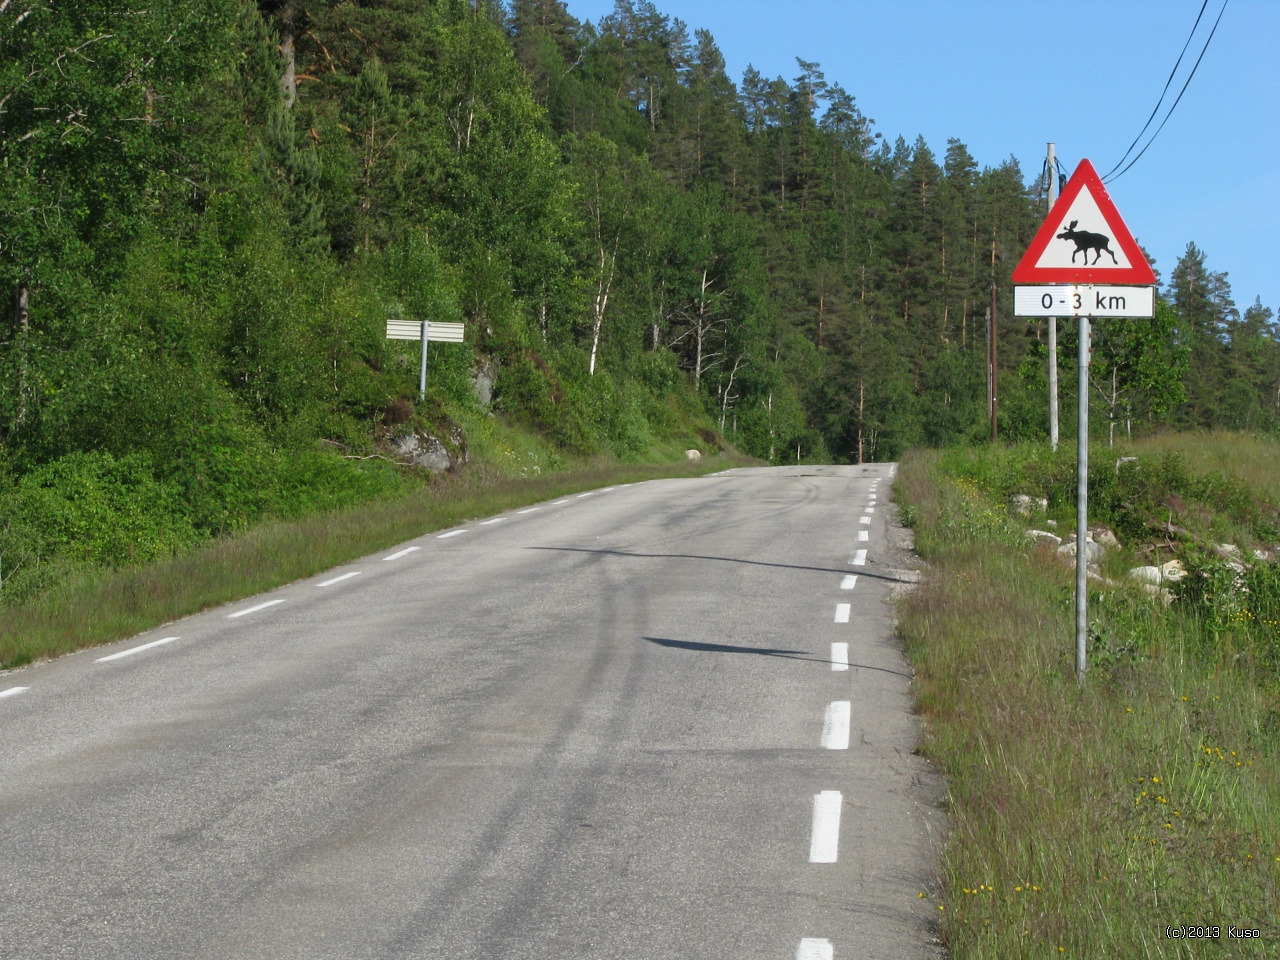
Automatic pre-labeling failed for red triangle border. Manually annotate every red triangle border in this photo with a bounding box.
[1012,158,1155,285]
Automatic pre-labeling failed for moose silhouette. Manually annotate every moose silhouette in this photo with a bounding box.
[1057,220,1118,265]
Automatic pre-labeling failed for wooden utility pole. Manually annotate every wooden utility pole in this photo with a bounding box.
[989,282,998,442]
[1047,142,1060,450]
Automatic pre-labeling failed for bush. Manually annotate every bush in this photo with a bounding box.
[4,450,197,574]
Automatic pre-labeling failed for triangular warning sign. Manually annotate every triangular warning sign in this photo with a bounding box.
[1013,158,1155,285]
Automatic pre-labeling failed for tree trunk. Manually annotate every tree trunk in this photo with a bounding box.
[13,281,29,428]
[589,238,618,376]
[279,1,297,109]
[719,355,744,432]
[817,288,825,349]
[857,378,865,465]
[694,268,713,387]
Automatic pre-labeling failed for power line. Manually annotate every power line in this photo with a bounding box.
[1104,0,1229,185]
[1099,0,1211,181]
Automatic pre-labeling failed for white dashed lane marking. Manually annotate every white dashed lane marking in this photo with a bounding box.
[840,575,858,590]
[808,791,843,863]
[383,546,421,561]
[1,686,30,700]
[830,643,849,671]
[95,637,179,663]
[227,598,287,619]
[796,938,834,960]
[318,572,362,587]
[821,701,851,750]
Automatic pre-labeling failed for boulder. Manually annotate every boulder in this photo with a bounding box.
[1058,538,1105,565]
[1159,559,1188,583]
[1025,529,1063,547]
[472,357,497,410]
[393,430,455,472]
[1090,525,1122,549]
[1128,565,1164,585]
[1010,494,1048,516]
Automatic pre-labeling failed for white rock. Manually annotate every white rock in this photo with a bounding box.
[1025,529,1063,547]
[1010,494,1048,516]
[1159,559,1188,583]
[1091,526,1122,549]
[685,449,702,461]
[1128,566,1164,585]
[1058,540,1105,564]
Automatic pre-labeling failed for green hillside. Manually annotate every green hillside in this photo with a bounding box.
[3,1,1277,613]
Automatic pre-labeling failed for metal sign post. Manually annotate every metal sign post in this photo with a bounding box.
[419,320,429,400]
[1012,158,1156,685]
[1075,315,1090,683]
[385,319,466,402]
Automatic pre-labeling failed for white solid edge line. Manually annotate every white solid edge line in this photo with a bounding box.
[0,686,30,699]
[831,642,849,672]
[840,574,858,590]
[834,603,851,624]
[95,636,180,663]
[821,701,851,750]
[858,530,869,542]
[797,939,834,960]
[383,546,421,561]
[228,598,287,619]
[809,791,843,863]
[318,571,362,587]
[479,517,506,525]
[516,507,541,514]
[852,549,867,566]
[437,530,467,539]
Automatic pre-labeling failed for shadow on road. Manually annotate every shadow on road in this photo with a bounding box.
[642,637,913,679]
[643,635,825,663]
[528,545,914,586]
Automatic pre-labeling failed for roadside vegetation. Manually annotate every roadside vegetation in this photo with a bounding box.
[0,437,752,672]
[896,430,1280,958]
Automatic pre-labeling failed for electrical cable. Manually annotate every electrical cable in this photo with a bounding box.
[1099,0,1211,181]
[1103,0,1228,184]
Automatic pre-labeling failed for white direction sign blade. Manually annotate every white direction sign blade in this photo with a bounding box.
[1014,285,1154,319]
[385,320,466,342]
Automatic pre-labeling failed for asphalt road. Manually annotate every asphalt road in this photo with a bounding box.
[0,464,944,960]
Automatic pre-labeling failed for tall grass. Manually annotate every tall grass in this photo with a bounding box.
[897,442,1280,958]
[0,453,750,671]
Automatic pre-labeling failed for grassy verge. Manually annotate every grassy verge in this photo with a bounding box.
[896,436,1280,958]
[0,450,753,671]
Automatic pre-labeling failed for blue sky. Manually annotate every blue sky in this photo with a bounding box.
[565,0,1277,317]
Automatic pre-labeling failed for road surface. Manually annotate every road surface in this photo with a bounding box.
[0,464,943,960]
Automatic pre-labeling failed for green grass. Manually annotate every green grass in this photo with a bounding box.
[0,450,754,671]
[896,439,1280,958]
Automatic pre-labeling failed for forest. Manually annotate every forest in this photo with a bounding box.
[2,0,1278,601]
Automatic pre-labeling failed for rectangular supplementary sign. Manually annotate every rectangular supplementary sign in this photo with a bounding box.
[385,319,466,342]
[1014,285,1153,319]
